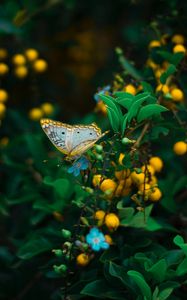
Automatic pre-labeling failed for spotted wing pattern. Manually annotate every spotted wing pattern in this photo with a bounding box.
[40,119,70,155]
[40,119,107,160]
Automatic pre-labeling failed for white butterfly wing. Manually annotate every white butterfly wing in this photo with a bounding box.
[71,125,100,149]
[40,119,70,155]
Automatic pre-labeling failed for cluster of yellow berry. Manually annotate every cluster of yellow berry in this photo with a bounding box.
[0,48,48,79]
[0,89,8,119]
[76,212,119,266]
[148,34,186,105]
[12,49,48,78]
[0,49,8,119]
[0,47,48,120]
[29,102,54,121]
[92,155,163,203]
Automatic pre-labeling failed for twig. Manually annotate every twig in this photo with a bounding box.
[133,123,150,148]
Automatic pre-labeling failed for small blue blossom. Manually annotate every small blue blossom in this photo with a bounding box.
[67,157,89,177]
[94,85,111,102]
[86,227,109,251]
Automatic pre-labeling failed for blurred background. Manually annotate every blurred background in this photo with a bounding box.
[1,0,187,121]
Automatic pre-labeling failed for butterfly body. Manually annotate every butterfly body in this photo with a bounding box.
[40,118,108,160]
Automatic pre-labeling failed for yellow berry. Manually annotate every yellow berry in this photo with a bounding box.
[41,102,54,115]
[171,88,184,102]
[146,59,159,70]
[12,54,26,65]
[95,101,107,115]
[149,157,163,172]
[115,183,124,197]
[115,179,131,197]
[115,169,131,180]
[95,210,105,221]
[25,48,39,61]
[33,59,48,72]
[0,63,9,75]
[124,84,136,95]
[118,153,125,165]
[149,188,162,202]
[131,171,146,185]
[138,183,151,195]
[156,84,169,94]
[154,68,164,80]
[29,108,43,121]
[76,253,90,266]
[0,48,8,59]
[105,213,120,230]
[104,235,113,245]
[149,175,158,185]
[173,44,186,54]
[148,40,161,49]
[92,174,103,187]
[0,103,6,116]
[141,164,155,176]
[0,137,9,146]
[14,66,28,78]
[100,179,117,194]
[173,141,187,155]
[172,34,185,45]
[0,89,8,103]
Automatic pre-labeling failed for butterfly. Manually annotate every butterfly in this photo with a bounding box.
[40,118,108,160]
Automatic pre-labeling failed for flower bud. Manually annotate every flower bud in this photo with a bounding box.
[52,249,63,257]
[53,264,67,274]
[61,229,72,239]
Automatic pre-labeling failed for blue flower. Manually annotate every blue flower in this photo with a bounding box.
[67,157,89,177]
[94,85,111,102]
[86,227,109,251]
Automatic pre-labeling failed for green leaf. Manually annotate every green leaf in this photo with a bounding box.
[121,114,128,134]
[160,64,176,84]
[117,202,135,220]
[150,126,169,140]
[99,94,122,131]
[141,82,154,94]
[81,279,126,299]
[137,104,168,122]
[158,288,174,300]
[43,176,71,198]
[107,106,121,132]
[17,236,52,259]
[145,259,167,282]
[158,50,184,65]
[173,235,187,256]
[152,286,159,300]
[109,262,134,291]
[176,257,187,276]
[127,270,152,300]
[127,96,148,122]
[121,205,153,228]
[164,250,184,267]
[99,94,122,118]
[116,97,133,110]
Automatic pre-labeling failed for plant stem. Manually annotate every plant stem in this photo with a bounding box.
[134,123,150,148]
